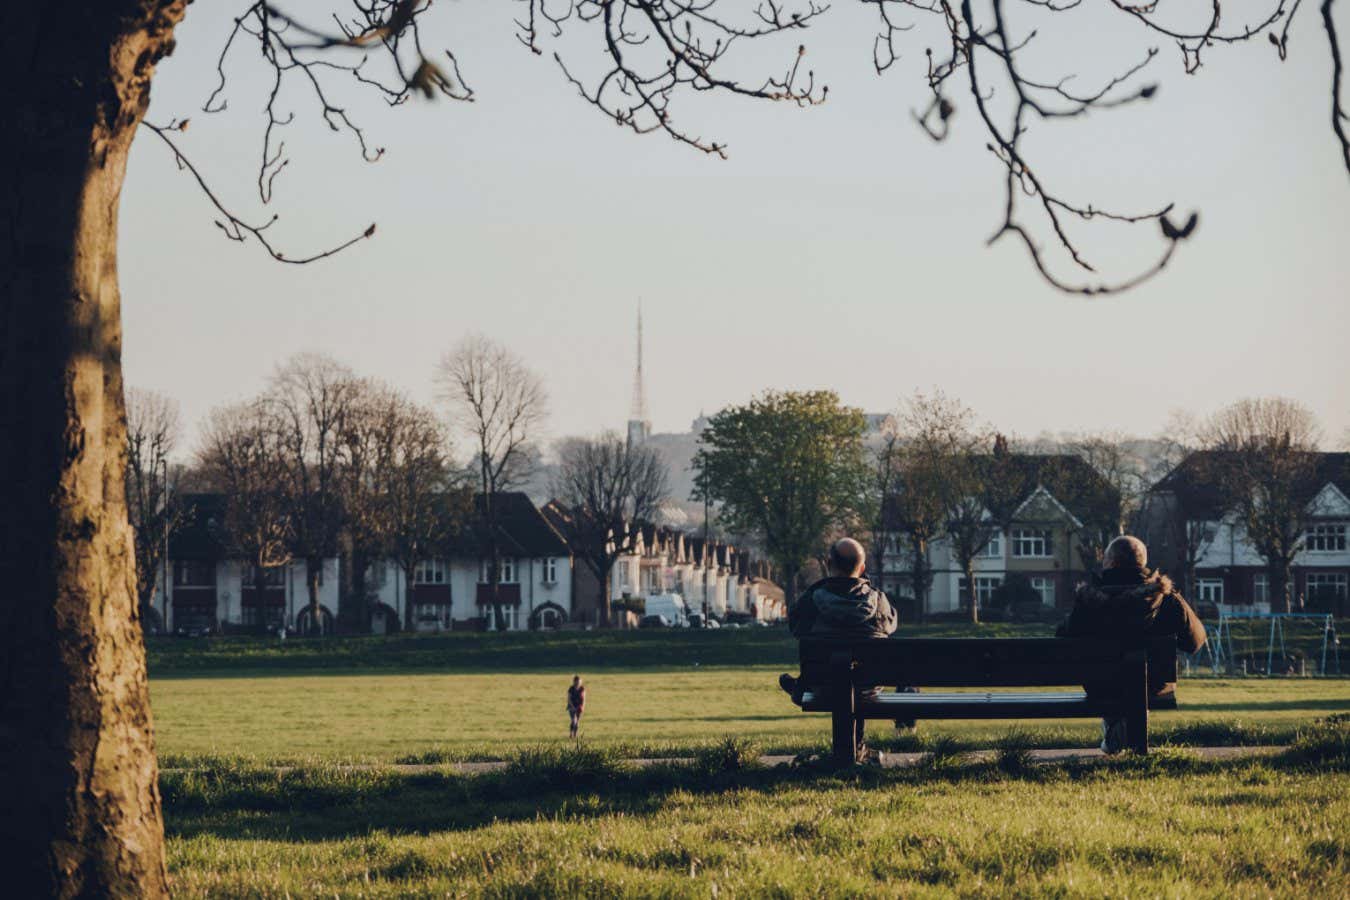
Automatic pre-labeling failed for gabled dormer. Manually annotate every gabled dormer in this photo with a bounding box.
[1307,481,1350,519]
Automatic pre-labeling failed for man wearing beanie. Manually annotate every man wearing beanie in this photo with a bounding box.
[1058,535,1206,753]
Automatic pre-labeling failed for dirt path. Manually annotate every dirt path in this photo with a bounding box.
[163,744,1283,776]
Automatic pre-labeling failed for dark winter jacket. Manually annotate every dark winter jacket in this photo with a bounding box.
[789,576,898,641]
[1057,566,1206,697]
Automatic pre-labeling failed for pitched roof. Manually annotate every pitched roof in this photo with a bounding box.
[1154,451,1350,520]
[468,492,571,557]
[168,493,229,559]
[883,453,1120,529]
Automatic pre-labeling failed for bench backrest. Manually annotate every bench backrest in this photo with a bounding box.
[798,637,1178,689]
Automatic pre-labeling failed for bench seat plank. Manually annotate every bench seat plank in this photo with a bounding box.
[800,690,1109,719]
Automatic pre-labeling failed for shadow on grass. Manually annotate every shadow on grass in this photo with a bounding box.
[162,719,1350,844]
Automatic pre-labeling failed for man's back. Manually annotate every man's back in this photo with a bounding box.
[1059,568,1205,652]
[1059,565,1205,700]
[789,576,897,640]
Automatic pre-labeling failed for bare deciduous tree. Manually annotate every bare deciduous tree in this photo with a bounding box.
[903,390,996,624]
[1062,432,1149,570]
[1201,397,1323,613]
[887,397,954,619]
[438,336,547,631]
[553,433,671,626]
[125,389,184,633]
[865,416,903,596]
[364,388,464,633]
[198,400,295,630]
[335,379,393,633]
[268,354,363,635]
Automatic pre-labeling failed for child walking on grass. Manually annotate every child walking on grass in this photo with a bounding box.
[567,675,586,739]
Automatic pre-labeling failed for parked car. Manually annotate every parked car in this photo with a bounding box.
[639,614,672,629]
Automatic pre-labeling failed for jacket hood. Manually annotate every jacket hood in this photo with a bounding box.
[1073,568,1176,629]
[807,576,887,629]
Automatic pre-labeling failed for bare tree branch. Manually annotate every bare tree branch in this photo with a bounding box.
[141,119,376,264]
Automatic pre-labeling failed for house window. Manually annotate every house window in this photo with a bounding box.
[1306,524,1348,553]
[479,559,517,583]
[1253,574,1269,605]
[543,557,558,583]
[618,561,632,587]
[174,560,215,586]
[1011,529,1052,558]
[416,602,449,623]
[479,603,518,630]
[981,531,1003,559]
[1306,573,1348,605]
[1196,578,1224,604]
[414,559,446,584]
[958,576,1002,606]
[1030,576,1056,606]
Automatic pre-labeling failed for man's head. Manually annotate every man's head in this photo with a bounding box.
[827,538,867,578]
[1103,535,1148,570]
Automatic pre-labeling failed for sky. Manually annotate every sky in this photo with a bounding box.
[119,1,1350,452]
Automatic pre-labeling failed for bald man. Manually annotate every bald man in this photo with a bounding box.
[787,539,897,640]
[779,539,901,740]
[1058,535,1206,753]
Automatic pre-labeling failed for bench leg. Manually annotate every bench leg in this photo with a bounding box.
[831,688,857,766]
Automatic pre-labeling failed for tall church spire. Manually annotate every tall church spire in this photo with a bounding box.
[627,303,651,446]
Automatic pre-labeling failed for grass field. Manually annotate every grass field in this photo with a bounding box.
[162,725,1350,897]
[151,630,1350,895]
[152,666,1350,763]
[149,629,1350,763]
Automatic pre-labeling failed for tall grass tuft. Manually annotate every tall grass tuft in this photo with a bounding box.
[1284,714,1350,769]
[690,737,762,777]
[920,735,965,774]
[502,743,627,792]
[994,730,1036,777]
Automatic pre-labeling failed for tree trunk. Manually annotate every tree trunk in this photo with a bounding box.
[305,557,324,635]
[1272,561,1292,614]
[0,4,186,895]
[782,563,801,609]
[909,537,931,623]
[965,559,980,625]
[402,562,418,632]
[488,548,507,632]
[348,549,370,634]
[599,569,614,628]
[254,567,271,633]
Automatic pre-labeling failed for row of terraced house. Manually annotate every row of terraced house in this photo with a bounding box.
[877,450,1350,618]
[151,491,783,635]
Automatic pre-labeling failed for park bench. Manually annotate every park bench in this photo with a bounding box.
[797,636,1179,765]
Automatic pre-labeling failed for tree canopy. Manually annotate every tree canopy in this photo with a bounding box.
[693,390,868,595]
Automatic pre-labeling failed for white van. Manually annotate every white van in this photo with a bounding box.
[644,593,688,627]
